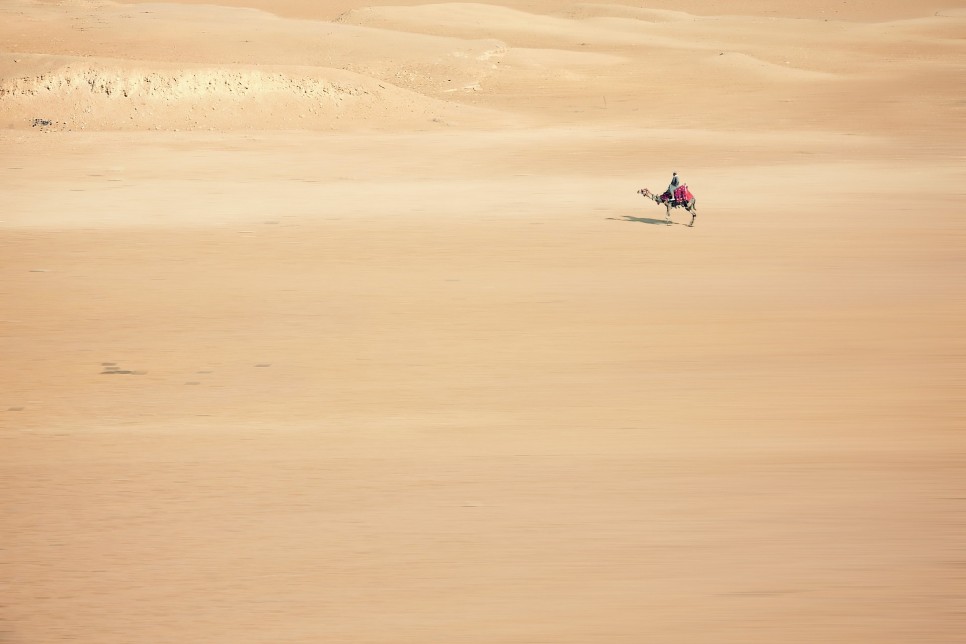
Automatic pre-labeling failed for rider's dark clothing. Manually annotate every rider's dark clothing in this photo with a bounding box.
[666,174,681,199]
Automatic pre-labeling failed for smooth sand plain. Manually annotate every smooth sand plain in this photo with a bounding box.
[2,1,965,642]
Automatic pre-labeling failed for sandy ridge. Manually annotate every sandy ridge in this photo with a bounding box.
[0,54,518,130]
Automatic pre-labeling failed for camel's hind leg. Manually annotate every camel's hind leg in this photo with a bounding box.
[686,199,697,227]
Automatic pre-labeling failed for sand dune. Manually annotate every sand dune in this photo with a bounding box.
[0,2,509,85]
[2,1,964,643]
[0,1,524,130]
[3,1,963,135]
[0,55,511,131]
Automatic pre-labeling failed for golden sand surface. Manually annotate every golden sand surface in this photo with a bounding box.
[2,1,964,642]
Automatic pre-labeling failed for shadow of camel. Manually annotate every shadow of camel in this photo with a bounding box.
[608,216,682,226]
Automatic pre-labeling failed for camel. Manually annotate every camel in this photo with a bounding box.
[637,187,697,227]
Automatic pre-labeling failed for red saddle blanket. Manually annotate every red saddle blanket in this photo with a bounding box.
[661,185,694,203]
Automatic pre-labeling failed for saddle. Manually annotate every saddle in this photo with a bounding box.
[660,184,694,205]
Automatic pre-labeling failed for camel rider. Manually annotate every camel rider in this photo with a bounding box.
[666,172,681,202]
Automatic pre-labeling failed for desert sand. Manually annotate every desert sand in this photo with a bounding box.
[2,1,964,642]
